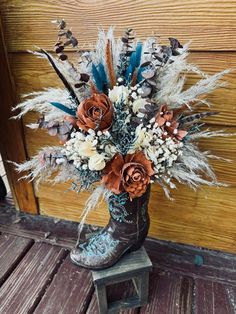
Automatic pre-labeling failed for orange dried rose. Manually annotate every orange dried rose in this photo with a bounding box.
[76,93,113,132]
[102,151,154,199]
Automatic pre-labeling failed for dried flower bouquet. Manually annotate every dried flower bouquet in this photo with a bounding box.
[14,20,231,269]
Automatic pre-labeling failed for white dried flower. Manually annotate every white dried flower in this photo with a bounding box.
[108,85,129,103]
[88,154,106,171]
[132,98,147,113]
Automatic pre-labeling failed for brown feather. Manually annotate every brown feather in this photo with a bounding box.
[106,39,116,88]
[131,68,138,86]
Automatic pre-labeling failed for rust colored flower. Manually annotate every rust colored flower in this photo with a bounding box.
[163,120,188,141]
[102,152,154,199]
[155,104,187,141]
[155,104,173,127]
[73,93,113,132]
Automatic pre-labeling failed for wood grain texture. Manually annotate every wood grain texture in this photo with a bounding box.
[36,183,236,254]
[34,255,94,314]
[87,281,139,314]
[1,0,236,51]
[8,52,236,126]
[0,234,33,286]
[0,242,67,314]
[0,19,38,214]
[145,238,236,286]
[194,279,235,313]
[139,271,193,314]
[1,0,236,254]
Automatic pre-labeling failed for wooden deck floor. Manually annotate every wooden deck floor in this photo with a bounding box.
[1,198,236,313]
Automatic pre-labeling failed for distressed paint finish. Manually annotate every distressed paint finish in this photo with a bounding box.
[0,208,236,314]
[34,255,94,314]
[0,242,67,314]
[140,271,194,314]
[0,233,33,285]
[194,279,235,314]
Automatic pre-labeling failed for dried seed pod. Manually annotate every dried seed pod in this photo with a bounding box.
[169,37,183,49]
[70,36,78,47]
[55,45,64,54]
[66,30,72,38]
[80,73,90,82]
[121,37,129,43]
[59,54,68,61]
[140,61,152,68]
[74,82,85,88]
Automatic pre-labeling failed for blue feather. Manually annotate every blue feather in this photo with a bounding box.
[97,63,108,86]
[91,64,103,92]
[135,42,142,68]
[50,102,76,116]
[125,64,134,82]
[125,42,143,82]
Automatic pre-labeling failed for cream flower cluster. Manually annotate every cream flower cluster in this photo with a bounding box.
[62,129,116,171]
[129,123,183,177]
[108,85,147,113]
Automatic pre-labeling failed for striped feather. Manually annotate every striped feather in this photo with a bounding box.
[180,111,219,125]
[40,49,79,106]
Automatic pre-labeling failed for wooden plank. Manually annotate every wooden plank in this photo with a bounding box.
[194,279,234,314]
[140,270,193,314]
[0,205,79,249]
[8,52,236,126]
[34,255,93,314]
[36,184,236,254]
[145,239,236,286]
[0,18,38,214]
[87,281,139,314]
[0,234,33,286]
[0,242,67,314]
[1,0,236,51]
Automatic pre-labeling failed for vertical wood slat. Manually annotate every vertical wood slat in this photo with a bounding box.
[0,17,38,214]
[140,271,194,314]
[0,233,33,286]
[87,280,139,314]
[194,279,235,314]
[0,242,67,314]
[34,255,94,314]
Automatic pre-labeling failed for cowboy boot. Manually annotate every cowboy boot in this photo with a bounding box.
[70,185,151,270]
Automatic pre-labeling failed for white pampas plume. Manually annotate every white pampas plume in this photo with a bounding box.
[12,88,74,122]
[189,129,235,140]
[76,186,112,246]
[168,69,230,108]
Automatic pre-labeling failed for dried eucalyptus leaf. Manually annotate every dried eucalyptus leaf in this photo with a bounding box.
[142,70,155,79]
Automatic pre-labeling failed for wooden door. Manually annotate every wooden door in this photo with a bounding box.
[0,0,236,253]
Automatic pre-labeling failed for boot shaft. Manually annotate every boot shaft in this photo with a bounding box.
[107,185,151,231]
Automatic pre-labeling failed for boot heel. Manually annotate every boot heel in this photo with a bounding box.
[128,240,144,253]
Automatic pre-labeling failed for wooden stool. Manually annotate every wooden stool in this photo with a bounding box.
[92,246,152,314]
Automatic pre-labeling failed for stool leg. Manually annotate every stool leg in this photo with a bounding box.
[132,271,149,306]
[95,284,108,314]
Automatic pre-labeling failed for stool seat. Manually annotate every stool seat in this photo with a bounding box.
[92,246,152,314]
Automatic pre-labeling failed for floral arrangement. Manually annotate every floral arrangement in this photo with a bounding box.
[14,20,230,207]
